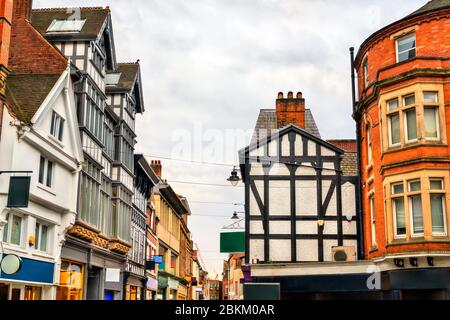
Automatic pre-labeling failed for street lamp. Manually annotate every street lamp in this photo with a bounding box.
[227,167,241,187]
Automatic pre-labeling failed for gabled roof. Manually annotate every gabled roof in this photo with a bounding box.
[5,74,62,124]
[241,124,343,156]
[251,108,321,144]
[106,62,145,113]
[31,7,110,40]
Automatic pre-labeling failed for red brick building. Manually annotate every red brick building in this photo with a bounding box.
[354,0,450,298]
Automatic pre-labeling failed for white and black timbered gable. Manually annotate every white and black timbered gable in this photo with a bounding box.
[239,125,359,264]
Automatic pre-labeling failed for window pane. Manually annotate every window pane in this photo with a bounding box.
[40,225,48,252]
[403,94,416,106]
[430,179,443,190]
[405,109,417,141]
[424,107,438,138]
[50,111,56,135]
[394,198,406,235]
[58,118,65,141]
[2,214,8,242]
[411,195,424,234]
[39,157,45,184]
[389,114,400,145]
[398,34,415,52]
[47,161,53,188]
[409,180,421,192]
[392,183,404,194]
[431,194,445,234]
[11,215,22,245]
[424,91,438,103]
[35,223,40,250]
[387,99,399,111]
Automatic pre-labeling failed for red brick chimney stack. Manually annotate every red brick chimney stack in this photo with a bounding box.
[13,0,31,21]
[276,91,306,129]
[151,160,162,177]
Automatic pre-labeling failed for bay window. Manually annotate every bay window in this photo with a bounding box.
[366,124,372,165]
[382,87,445,151]
[387,173,449,242]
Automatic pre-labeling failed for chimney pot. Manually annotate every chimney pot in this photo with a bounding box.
[277,92,283,99]
[297,92,303,99]
[287,91,293,99]
[13,0,32,21]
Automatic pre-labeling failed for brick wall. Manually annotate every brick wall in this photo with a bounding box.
[8,0,67,74]
[355,7,450,259]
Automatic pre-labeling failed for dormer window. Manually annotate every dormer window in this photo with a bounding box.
[396,33,416,63]
[50,111,65,142]
[105,73,122,86]
[47,19,86,33]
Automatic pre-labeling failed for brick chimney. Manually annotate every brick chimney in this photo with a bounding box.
[275,91,306,129]
[13,0,31,21]
[151,160,162,177]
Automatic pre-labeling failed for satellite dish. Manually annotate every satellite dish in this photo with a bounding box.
[1,254,22,275]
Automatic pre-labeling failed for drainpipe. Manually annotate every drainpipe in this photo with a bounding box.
[350,47,365,260]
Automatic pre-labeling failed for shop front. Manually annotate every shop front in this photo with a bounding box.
[157,274,168,300]
[0,257,55,300]
[125,273,145,300]
[57,236,125,300]
[146,276,158,300]
[168,277,179,300]
[177,281,188,300]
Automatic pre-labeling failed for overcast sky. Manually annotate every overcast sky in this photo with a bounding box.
[35,0,428,275]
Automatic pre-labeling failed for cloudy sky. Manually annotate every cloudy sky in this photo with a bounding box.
[35,0,429,275]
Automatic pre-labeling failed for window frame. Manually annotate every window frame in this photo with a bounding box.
[391,182,407,239]
[386,98,401,147]
[423,91,440,141]
[369,195,377,247]
[396,33,416,63]
[50,110,65,142]
[35,221,50,253]
[429,178,447,237]
[2,213,24,247]
[408,180,424,238]
[38,156,54,189]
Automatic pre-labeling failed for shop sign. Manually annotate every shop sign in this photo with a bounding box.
[168,278,179,289]
[158,274,168,288]
[147,276,158,291]
[105,268,121,283]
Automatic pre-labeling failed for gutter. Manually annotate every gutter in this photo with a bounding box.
[350,47,365,260]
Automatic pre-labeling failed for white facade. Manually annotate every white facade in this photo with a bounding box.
[0,68,83,300]
[242,125,359,265]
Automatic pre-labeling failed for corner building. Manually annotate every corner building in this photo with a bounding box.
[355,0,450,299]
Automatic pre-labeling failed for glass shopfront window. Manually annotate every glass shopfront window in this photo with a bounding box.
[24,286,42,300]
[125,285,141,300]
[57,260,84,300]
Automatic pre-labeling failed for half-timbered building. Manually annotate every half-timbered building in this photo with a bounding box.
[30,5,146,300]
[240,92,373,299]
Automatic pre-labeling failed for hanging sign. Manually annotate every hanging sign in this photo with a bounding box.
[7,176,31,208]
[220,231,245,253]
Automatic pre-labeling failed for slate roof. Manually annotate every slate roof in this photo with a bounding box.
[408,0,450,17]
[31,7,110,39]
[106,63,140,92]
[251,108,321,144]
[327,140,358,176]
[5,74,61,124]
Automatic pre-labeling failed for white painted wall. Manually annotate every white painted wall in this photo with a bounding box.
[0,71,83,298]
